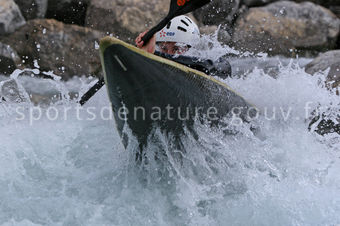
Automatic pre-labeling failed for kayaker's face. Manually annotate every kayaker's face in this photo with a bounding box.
[157,42,189,55]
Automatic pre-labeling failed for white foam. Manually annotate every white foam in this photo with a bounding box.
[0,45,339,225]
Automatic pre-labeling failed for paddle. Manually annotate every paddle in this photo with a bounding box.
[78,78,105,105]
[78,0,211,106]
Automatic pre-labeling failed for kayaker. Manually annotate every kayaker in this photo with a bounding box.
[135,15,232,79]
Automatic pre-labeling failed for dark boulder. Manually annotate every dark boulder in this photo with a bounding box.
[46,0,89,26]
[193,0,241,26]
[14,0,47,20]
[309,114,340,136]
[1,19,105,80]
[242,0,279,7]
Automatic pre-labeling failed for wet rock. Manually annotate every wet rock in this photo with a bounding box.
[14,0,48,20]
[232,1,340,56]
[242,0,279,7]
[193,0,241,26]
[0,0,26,35]
[46,0,89,26]
[200,25,232,45]
[305,50,340,91]
[330,5,340,18]
[0,78,30,103]
[293,0,338,8]
[243,0,340,15]
[294,0,340,18]
[306,50,340,136]
[85,0,169,43]
[1,19,105,79]
[309,116,340,136]
[199,25,219,35]
[309,112,340,136]
[0,42,21,75]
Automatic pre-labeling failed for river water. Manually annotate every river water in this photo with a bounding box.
[0,44,339,225]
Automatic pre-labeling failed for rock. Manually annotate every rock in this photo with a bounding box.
[0,42,21,75]
[306,50,340,136]
[309,114,340,136]
[242,0,279,7]
[85,0,169,43]
[294,0,338,8]
[232,1,340,56]
[200,25,232,45]
[199,25,219,35]
[1,19,105,79]
[329,5,340,18]
[294,0,340,18]
[0,78,30,103]
[14,0,48,20]
[46,0,89,26]
[305,50,340,90]
[0,0,26,35]
[193,0,241,26]
[243,0,340,14]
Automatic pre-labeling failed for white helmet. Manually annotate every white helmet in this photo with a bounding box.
[156,15,200,45]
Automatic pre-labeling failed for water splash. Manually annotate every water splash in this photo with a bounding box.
[0,42,339,225]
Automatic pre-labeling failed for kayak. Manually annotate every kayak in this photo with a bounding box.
[99,37,256,154]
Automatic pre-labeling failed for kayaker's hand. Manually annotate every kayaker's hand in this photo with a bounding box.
[135,30,156,54]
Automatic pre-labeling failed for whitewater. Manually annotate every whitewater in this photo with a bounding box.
[0,37,339,225]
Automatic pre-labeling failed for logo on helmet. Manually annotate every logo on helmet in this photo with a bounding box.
[177,0,190,6]
[166,32,175,36]
[159,30,166,37]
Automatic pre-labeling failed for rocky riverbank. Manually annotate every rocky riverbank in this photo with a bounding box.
[0,0,339,79]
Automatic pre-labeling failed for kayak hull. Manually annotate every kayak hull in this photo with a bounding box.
[99,37,256,153]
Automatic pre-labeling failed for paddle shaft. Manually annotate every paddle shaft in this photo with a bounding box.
[79,78,104,106]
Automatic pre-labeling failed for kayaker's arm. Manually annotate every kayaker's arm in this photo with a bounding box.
[208,55,232,79]
[154,51,231,79]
